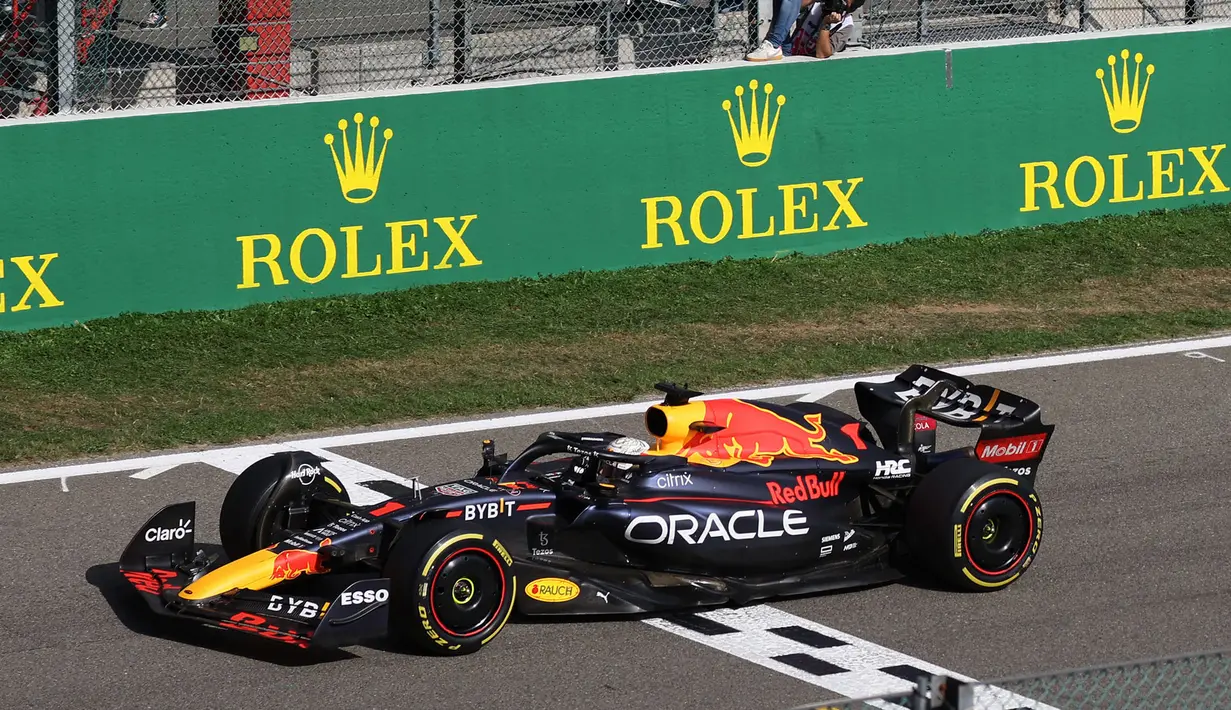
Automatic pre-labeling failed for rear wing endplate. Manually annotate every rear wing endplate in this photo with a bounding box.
[854,365,1056,475]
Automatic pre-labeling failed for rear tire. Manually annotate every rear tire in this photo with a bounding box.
[218,451,350,562]
[903,458,1042,592]
[383,523,516,656]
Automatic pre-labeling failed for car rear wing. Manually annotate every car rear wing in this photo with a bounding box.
[854,365,1056,476]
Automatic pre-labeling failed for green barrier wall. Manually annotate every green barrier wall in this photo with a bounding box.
[1,25,1228,331]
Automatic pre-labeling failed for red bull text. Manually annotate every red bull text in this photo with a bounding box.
[766,471,845,504]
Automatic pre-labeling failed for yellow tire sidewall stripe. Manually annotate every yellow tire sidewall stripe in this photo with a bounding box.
[482,575,517,645]
[960,477,1019,514]
[962,567,1021,588]
[421,533,485,577]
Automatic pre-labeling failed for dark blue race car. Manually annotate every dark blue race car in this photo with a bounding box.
[117,364,1054,655]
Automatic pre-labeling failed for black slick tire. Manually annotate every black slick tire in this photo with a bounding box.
[218,451,350,562]
[904,458,1043,592]
[383,522,516,656]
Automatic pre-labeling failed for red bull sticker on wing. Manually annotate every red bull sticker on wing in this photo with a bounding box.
[651,400,860,468]
[269,549,325,581]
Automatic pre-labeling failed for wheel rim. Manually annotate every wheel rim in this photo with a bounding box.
[429,547,506,638]
[965,490,1033,575]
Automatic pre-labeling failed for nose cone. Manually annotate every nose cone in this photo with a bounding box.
[178,548,280,602]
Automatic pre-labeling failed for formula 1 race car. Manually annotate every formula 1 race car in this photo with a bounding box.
[118,364,1055,655]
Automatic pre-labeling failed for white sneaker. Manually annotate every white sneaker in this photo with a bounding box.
[745,40,783,62]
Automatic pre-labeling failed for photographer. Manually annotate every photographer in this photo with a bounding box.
[789,0,862,58]
[746,0,861,61]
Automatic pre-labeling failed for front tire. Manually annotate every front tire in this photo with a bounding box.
[904,458,1043,592]
[218,451,350,561]
[384,523,516,655]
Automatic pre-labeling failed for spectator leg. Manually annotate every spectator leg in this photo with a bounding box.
[765,0,803,47]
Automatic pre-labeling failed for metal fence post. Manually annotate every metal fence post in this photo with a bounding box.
[428,0,441,67]
[453,0,472,83]
[598,4,618,71]
[214,0,248,102]
[55,0,77,113]
[917,0,929,44]
[1184,0,1202,22]
[751,0,766,47]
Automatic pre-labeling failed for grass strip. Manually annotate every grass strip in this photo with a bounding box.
[1,203,1229,465]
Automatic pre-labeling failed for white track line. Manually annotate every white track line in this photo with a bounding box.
[288,333,1231,448]
[298,447,423,506]
[644,606,1058,709]
[128,465,177,480]
[129,445,417,506]
[2,333,1228,488]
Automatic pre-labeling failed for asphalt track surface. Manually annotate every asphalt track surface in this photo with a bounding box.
[1,337,1229,710]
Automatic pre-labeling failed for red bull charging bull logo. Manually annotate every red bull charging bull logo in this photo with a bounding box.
[269,549,325,581]
[652,400,860,468]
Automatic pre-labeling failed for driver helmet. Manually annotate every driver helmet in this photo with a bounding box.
[598,436,650,483]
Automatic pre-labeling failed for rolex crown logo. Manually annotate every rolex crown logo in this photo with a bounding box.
[1096,49,1154,134]
[324,112,394,204]
[722,79,786,168]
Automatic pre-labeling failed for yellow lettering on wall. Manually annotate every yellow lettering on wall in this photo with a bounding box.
[1020,161,1062,212]
[641,196,686,249]
[690,190,733,244]
[779,182,818,236]
[1147,148,1185,199]
[433,215,482,269]
[236,234,288,289]
[289,228,337,284]
[822,178,866,231]
[1020,145,1230,211]
[1064,156,1105,208]
[736,188,775,239]
[639,176,865,249]
[1107,154,1144,204]
[340,225,382,279]
[9,254,62,311]
[1188,144,1228,195]
[386,219,430,274]
[236,211,482,290]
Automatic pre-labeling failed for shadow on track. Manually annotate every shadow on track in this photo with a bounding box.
[86,543,364,667]
[509,578,902,631]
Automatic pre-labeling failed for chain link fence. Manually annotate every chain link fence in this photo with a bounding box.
[1,0,1229,118]
[857,0,1230,49]
[787,647,1231,710]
